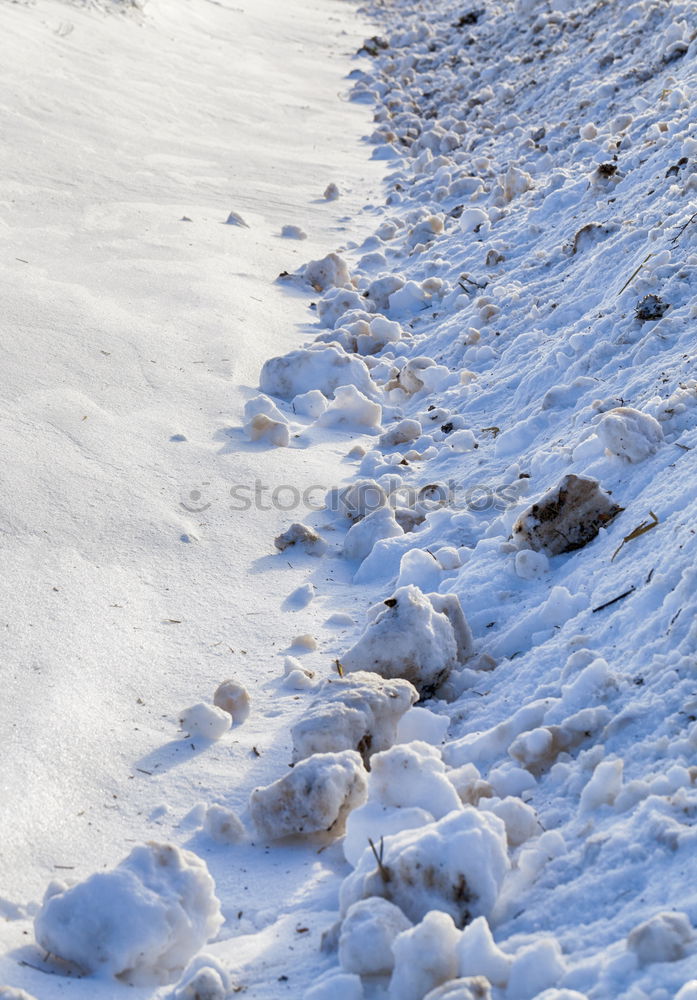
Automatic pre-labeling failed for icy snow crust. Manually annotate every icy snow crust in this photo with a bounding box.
[4,0,697,998]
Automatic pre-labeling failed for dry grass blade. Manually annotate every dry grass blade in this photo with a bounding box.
[618,252,653,295]
[368,836,391,882]
[611,510,659,562]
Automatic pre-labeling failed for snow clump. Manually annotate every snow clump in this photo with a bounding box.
[626,911,694,965]
[339,897,412,976]
[260,345,374,400]
[203,804,246,844]
[341,585,473,698]
[304,972,364,1000]
[340,808,509,926]
[291,670,417,765]
[458,916,511,987]
[423,979,492,1000]
[343,506,403,563]
[595,406,663,462]
[319,384,382,430]
[250,750,367,841]
[274,522,327,555]
[171,954,231,999]
[212,679,250,724]
[389,910,460,1000]
[180,703,231,740]
[34,843,223,981]
[513,475,622,555]
[304,252,351,291]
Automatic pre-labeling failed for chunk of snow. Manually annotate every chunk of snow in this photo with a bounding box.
[260,345,374,400]
[34,843,222,981]
[291,633,318,651]
[343,801,434,868]
[341,585,472,698]
[281,224,307,240]
[172,955,231,1000]
[180,703,231,740]
[224,210,248,227]
[460,207,489,233]
[291,671,417,765]
[596,407,663,462]
[512,475,622,555]
[243,412,290,447]
[379,418,422,448]
[293,389,328,418]
[340,808,509,926]
[626,911,694,965]
[203,805,245,845]
[319,384,382,430]
[213,679,250,725]
[324,182,340,201]
[514,549,549,580]
[339,897,412,975]
[435,546,462,570]
[389,910,460,1000]
[250,750,367,841]
[482,797,541,847]
[458,916,511,987]
[334,478,388,521]
[396,705,449,745]
[304,252,351,291]
[506,937,566,1000]
[318,287,368,328]
[344,506,403,562]
[368,741,462,818]
[579,758,624,812]
[274,523,327,556]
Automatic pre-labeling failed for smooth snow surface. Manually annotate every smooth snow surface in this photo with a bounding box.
[3,0,697,998]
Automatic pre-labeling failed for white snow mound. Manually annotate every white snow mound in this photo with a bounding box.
[260,345,375,400]
[339,896,412,976]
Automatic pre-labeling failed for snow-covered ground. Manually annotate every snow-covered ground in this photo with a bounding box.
[2,0,697,998]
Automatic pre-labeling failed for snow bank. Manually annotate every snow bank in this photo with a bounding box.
[340,808,509,926]
[291,671,417,765]
[34,843,222,981]
[341,585,473,698]
[250,750,367,841]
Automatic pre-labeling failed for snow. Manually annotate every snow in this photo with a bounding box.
[212,679,251,725]
[338,897,411,976]
[250,750,367,842]
[5,0,697,995]
[34,843,222,981]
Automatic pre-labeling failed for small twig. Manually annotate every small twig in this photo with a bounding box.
[368,836,390,882]
[618,252,653,295]
[592,586,636,613]
[670,212,697,245]
[611,510,659,561]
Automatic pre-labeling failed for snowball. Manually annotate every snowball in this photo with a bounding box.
[396,706,449,745]
[339,897,412,975]
[390,910,460,1000]
[386,356,437,395]
[213,679,250,724]
[291,671,417,765]
[596,407,663,462]
[319,384,382,430]
[281,224,307,240]
[34,843,223,981]
[203,805,245,844]
[448,429,478,453]
[274,523,327,556]
[304,973,364,1000]
[324,182,340,201]
[304,252,351,291]
[512,475,622,556]
[180,703,231,741]
[341,585,471,698]
[423,978,492,1000]
[344,506,403,562]
[379,418,422,448]
[285,668,316,690]
[368,742,462,818]
[343,801,434,867]
[482,797,541,846]
[506,937,566,1000]
[626,911,694,965]
[243,412,290,447]
[514,549,549,580]
[291,633,318,651]
[458,916,511,987]
[447,764,495,807]
[260,345,374,400]
[579,759,623,812]
[340,808,509,926]
[293,389,328,418]
[250,750,367,841]
[502,165,534,202]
